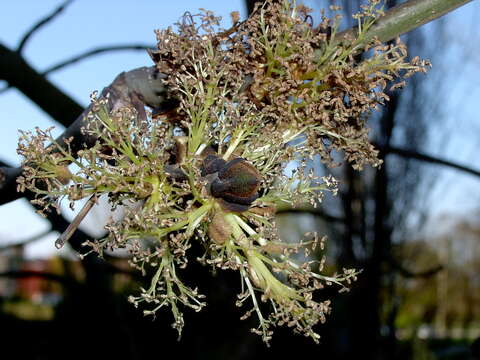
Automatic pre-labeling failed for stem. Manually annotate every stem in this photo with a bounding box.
[223,129,244,160]
[232,214,267,246]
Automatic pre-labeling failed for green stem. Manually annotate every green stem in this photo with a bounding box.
[336,0,472,45]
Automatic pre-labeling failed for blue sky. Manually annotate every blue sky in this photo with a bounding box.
[0,1,479,258]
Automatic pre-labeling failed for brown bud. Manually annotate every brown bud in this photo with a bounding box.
[208,212,232,244]
[210,158,261,208]
[55,165,72,185]
[201,155,262,213]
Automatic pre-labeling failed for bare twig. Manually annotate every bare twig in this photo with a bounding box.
[42,44,154,75]
[17,0,74,54]
[276,206,345,223]
[383,145,480,178]
[55,195,97,249]
[0,157,94,254]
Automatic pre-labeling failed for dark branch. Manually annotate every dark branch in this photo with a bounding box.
[42,44,153,75]
[0,44,152,95]
[383,145,480,178]
[0,42,84,126]
[276,206,345,223]
[0,166,23,205]
[17,0,74,54]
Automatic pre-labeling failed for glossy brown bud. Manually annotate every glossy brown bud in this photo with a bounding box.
[201,155,261,212]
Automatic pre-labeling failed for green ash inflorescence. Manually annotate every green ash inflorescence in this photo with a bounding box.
[17,0,429,344]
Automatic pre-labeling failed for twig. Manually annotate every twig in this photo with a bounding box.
[276,206,345,223]
[0,43,153,95]
[0,157,96,256]
[42,44,153,75]
[17,0,74,54]
[382,145,480,178]
[55,195,97,249]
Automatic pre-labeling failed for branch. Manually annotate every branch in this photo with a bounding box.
[17,0,74,54]
[336,0,473,44]
[383,145,480,178]
[0,42,83,126]
[0,44,153,95]
[0,166,23,205]
[42,44,154,75]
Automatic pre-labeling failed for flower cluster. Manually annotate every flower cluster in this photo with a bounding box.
[17,0,428,344]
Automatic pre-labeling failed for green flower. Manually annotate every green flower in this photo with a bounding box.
[17,0,427,344]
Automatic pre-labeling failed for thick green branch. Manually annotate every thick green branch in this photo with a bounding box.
[336,0,473,44]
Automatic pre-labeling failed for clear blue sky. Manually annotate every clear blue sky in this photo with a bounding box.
[0,1,479,258]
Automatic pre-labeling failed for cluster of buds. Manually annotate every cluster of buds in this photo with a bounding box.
[17,0,428,344]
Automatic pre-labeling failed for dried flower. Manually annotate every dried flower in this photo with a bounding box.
[17,0,428,344]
